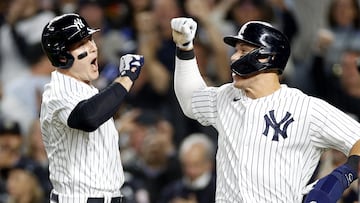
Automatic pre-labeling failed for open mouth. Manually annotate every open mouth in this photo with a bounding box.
[91,58,96,65]
[91,58,98,70]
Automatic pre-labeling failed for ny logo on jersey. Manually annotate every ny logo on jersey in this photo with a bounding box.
[262,110,294,141]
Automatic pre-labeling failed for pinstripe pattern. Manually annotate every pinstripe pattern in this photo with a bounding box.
[40,71,124,202]
[191,83,360,203]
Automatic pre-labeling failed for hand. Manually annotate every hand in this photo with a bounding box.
[119,54,144,82]
[170,17,197,50]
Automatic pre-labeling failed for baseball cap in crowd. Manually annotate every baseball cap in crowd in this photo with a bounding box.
[0,119,21,136]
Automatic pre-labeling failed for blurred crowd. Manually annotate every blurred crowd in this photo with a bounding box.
[0,0,360,202]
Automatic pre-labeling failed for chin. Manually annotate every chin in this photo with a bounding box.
[92,72,99,79]
[232,80,243,89]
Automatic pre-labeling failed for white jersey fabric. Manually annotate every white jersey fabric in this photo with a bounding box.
[40,71,124,202]
[174,57,360,203]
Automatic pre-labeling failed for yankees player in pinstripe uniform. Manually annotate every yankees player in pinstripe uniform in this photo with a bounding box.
[39,13,144,203]
[171,17,360,203]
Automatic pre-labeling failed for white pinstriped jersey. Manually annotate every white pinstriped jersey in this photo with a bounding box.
[191,83,360,203]
[40,71,124,199]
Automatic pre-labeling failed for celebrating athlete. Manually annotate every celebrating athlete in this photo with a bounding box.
[40,13,144,203]
[171,17,360,203]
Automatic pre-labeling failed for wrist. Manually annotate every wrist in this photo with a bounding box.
[114,76,133,91]
[177,41,194,51]
[176,48,195,60]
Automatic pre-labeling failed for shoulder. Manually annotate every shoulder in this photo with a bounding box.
[194,83,238,100]
[208,83,237,95]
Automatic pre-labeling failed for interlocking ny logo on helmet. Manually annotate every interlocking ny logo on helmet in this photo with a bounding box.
[41,13,99,69]
[223,21,290,76]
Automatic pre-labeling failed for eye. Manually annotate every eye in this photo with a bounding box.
[242,49,250,55]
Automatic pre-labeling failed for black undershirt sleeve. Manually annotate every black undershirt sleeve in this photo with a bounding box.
[67,82,128,132]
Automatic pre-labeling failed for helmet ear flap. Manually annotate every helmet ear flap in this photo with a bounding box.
[57,51,74,69]
[42,35,74,69]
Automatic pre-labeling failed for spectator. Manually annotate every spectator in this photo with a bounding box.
[0,0,54,88]
[25,120,48,169]
[0,118,23,202]
[24,119,52,199]
[0,118,52,203]
[1,47,52,135]
[267,0,299,44]
[310,0,360,119]
[183,0,232,85]
[339,50,360,98]
[121,109,182,203]
[104,0,205,146]
[0,118,23,172]
[225,0,274,30]
[159,133,216,203]
[6,158,48,203]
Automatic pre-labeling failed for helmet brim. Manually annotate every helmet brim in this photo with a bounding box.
[88,28,100,35]
[223,36,260,48]
[66,28,100,46]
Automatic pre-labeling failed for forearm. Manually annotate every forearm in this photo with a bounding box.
[305,141,360,203]
[67,81,129,132]
[138,29,170,94]
[174,49,207,119]
[147,61,171,93]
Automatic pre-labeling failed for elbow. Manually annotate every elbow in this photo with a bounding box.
[68,117,99,132]
[67,110,99,132]
[79,119,99,132]
[176,98,196,119]
[183,108,196,120]
[174,90,196,120]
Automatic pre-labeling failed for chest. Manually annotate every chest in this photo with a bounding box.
[216,100,310,151]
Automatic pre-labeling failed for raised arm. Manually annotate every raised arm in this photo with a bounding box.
[67,54,144,132]
[171,17,207,119]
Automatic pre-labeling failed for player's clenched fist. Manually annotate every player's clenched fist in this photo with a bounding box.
[119,54,144,82]
[170,17,197,50]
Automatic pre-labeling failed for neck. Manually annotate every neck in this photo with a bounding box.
[57,69,91,85]
[243,73,281,99]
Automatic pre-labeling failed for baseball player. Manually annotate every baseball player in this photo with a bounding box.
[39,13,144,203]
[171,17,360,203]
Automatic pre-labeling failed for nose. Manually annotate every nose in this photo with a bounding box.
[88,39,97,53]
[230,52,241,62]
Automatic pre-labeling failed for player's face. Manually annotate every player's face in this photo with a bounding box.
[68,36,99,84]
[231,42,258,89]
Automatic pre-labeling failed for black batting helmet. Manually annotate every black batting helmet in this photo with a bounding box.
[41,13,99,69]
[223,21,290,76]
